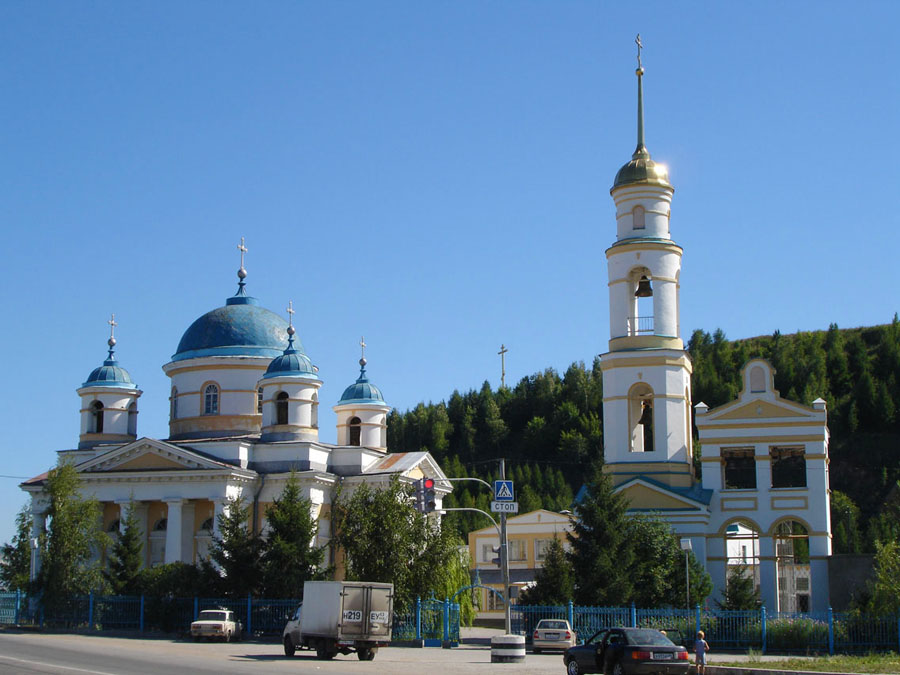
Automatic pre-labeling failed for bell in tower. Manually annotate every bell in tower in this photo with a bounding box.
[635,275,653,297]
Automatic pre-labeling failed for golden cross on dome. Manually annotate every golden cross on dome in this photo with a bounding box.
[237,237,248,268]
[286,300,295,327]
[360,336,367,360]
[635,33,643,70]
[108,313,117,339]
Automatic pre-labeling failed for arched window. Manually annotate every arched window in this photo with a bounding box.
[632,204,646,229]
[276,391,289,425]
[774,520,811,612]
[628,384,653,452]
[203,384,219,416]
[127,401,137,436]
[349,416,361,446]
[91,400,104,433]
[311,392,319,429]
[257,388,263,415]
[724,520,760,601]
[170,387,178,420]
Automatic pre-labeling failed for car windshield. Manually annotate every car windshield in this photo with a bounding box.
[625,629,675,647]
[199,611,227,621]
[537,620,568,630]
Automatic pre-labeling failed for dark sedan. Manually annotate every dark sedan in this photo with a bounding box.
[563,627,689,675]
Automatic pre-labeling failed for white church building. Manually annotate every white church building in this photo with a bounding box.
[22,255,449,572]
[599,52,831,612]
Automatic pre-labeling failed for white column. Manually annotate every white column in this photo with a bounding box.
[180,501,196,564]
[164,499,184,564]
[29,510,46,580]
[758,536,778,611]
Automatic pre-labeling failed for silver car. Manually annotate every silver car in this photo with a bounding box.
[532,618,576,653]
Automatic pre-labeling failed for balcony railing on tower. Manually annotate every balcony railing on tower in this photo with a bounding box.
[626,316,655,335]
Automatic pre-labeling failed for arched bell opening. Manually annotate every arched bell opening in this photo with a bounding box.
[349,416,361,446]
[629,267,654,336]
[628,383,654,453]
[276,391,289,425]
[90,400,104,433]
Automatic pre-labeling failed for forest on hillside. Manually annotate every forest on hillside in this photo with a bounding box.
[386,318,900,550]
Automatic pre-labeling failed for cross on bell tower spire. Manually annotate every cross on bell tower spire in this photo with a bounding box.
[236,237,248,295]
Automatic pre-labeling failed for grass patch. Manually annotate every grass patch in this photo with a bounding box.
[717,653,900,673]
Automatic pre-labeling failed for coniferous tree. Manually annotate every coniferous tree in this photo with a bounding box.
[568,462,634,606]
[210,495,263,597]
[0,504,33,592]
[716,565,761,610]
[104,501,143,595]
[260,472,326,598]
[519,536,573,606]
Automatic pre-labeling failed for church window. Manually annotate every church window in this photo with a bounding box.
[774,520,810,612]
[723,448,756,489]
[632,204,645,229]
[91,401,104,433]
[127,401,137,436]
[276,391,289,425]
[257,388,263,415]
[170,387,178,420]
[349,416,361,446]
[311,392,318,429]
[771,447,806,488]
[203,384,219,416]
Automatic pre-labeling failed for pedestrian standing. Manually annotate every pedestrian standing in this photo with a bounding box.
[694,630,710,674]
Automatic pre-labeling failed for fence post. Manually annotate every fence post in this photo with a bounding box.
[443,598,450,642]
[88,592,94,629]
[695,604,701,636]
[568,600,574,631]
[416,596,422,642]
[139,595,144,632]
[760,605,767,655]
[630,602,636,628]
[15,589,21,625]
[246,594,252,638]
[193,596,199,621]
[827,607,834,655]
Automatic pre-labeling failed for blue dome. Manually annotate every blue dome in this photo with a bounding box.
[263,336,319,379]
[83,356,136,389]
[339,362,385,404]
[172,295,290,362]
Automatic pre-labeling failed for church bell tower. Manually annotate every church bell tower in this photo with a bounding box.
[601,37,693,489]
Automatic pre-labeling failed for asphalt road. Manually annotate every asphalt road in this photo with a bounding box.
[0,631,568,675]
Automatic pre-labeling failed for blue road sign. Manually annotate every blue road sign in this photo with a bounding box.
[494,480,514,501]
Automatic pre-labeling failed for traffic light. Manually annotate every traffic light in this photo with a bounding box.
[414,478,425,513]
[490,545,501,568]
[423,477,437,513]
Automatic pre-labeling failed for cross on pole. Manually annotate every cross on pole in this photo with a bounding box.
[286,300,295,327]
[635,33,643,70]
[360,336,367,360]
[498,344,508,388]
[237,237,248,269]
[108,313,117,339]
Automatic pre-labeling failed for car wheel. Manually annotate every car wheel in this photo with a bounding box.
[566,657,580,675]
[283,636,296,657]
[357,647,372,661]
[611,661,625,675]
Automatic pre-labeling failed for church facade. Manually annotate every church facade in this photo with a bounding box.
[600,54,831,612]
[22,257,448,573]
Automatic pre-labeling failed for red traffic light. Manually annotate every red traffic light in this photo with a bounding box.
[423,478,435,490]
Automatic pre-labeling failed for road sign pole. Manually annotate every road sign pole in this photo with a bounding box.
[500,458,511,635]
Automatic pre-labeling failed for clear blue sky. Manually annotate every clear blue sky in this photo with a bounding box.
[2,2,898,546]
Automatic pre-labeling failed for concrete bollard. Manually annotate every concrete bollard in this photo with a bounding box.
[490,634,526,663]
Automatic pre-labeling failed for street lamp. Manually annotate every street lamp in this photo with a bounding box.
[680,538,692,609]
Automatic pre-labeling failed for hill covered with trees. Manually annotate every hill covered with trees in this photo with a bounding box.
[387,318,900,549]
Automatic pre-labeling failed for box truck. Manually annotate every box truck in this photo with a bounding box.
[282,581,394,661]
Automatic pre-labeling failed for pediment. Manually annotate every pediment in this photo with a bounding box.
[712,398,813,421]
[78,438,229,473]
[614,479,707,512]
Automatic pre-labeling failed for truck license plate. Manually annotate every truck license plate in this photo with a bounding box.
[342,610,363,622]
[370,611,388,623]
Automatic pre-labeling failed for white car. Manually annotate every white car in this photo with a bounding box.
[190,609,242,642]
[531,618,576,653]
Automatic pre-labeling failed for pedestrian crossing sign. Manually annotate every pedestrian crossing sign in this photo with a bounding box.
[494,480,514,501]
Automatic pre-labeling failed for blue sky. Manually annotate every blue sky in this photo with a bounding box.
[2,2,898,546]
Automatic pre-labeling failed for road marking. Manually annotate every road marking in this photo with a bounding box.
[0,654,120,675]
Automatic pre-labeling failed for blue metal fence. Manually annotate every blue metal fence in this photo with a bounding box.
[513,603,900,655]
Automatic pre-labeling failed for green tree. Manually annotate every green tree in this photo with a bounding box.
[210,495,263,597]
[568,463,635,605]
[866,540,900,616]
[519,536,573,606]
[716,565,761,610]
[104,501,144,595]
[36,462,109,611]
[0,504,33,591]
[830,491,862,554]
[261,472,327,598]
[332,476,467,611]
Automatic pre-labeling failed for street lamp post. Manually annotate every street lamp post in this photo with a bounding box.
[680,538,692,609]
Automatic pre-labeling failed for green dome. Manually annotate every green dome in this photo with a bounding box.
[613,147,671,189]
